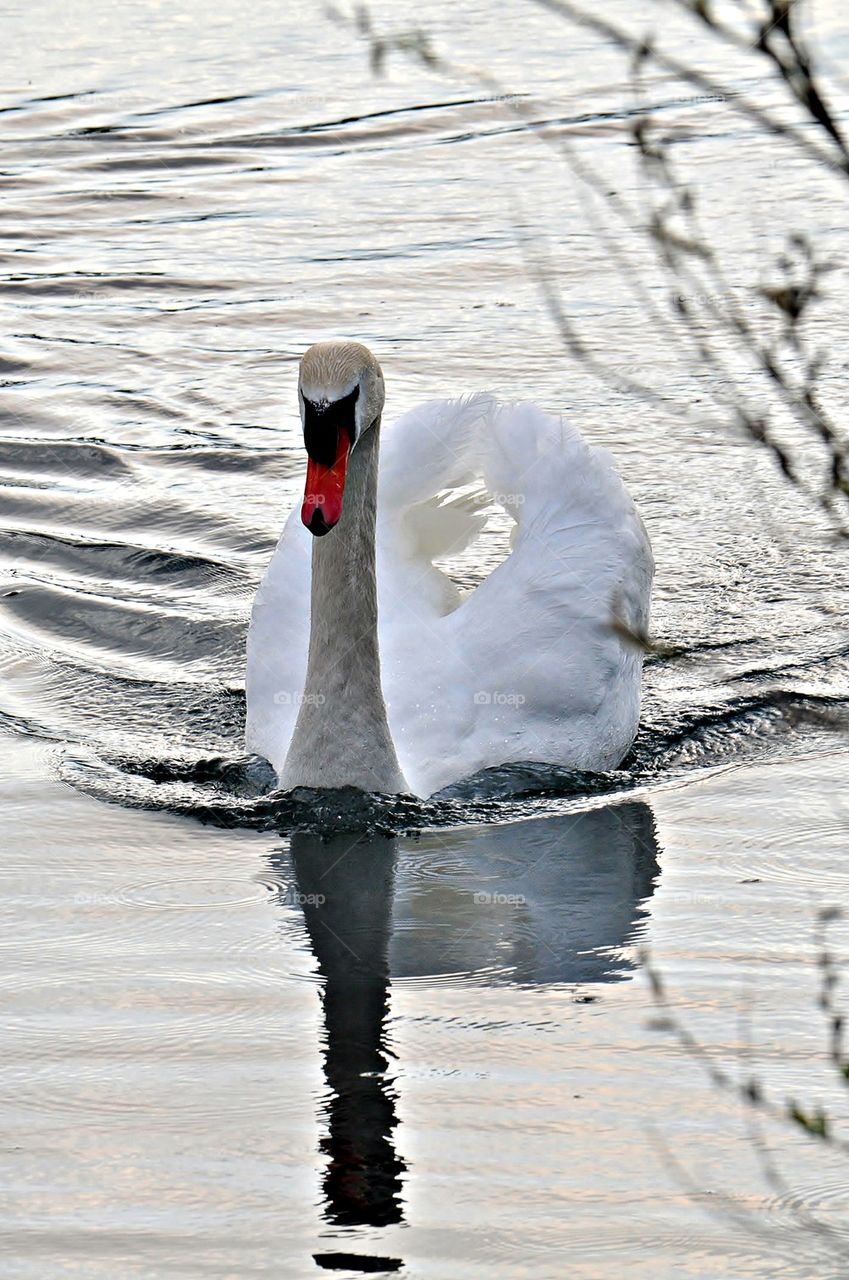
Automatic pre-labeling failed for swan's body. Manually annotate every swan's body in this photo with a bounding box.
[246,343,653,797]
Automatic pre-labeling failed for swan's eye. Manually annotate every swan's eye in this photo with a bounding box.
[302,384,360,466]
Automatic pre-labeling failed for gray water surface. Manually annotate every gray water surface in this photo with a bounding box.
[2,1,849,1276]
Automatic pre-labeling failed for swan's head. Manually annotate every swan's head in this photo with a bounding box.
[298,340,385,536]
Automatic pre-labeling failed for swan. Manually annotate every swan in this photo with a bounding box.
[245,341,653,797]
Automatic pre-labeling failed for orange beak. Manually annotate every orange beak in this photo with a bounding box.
[301,427,352,536]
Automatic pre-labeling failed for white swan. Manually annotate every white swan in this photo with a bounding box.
[245,341,653,797]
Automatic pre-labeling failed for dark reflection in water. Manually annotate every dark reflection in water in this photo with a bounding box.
[290,832,406,1231]
[273,800,660,1256]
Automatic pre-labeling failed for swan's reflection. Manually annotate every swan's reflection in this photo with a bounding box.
[290,833,405,1230]
[390,800,660,986]
[274,799,661,1244]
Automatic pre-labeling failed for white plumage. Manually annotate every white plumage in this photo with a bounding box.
[246,389,653,797]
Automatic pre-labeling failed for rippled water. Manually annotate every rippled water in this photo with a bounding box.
[2,1,849,1276]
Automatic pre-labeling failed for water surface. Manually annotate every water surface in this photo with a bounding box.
[2,1,848,1276]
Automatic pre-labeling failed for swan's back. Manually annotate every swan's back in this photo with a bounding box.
[245,396,653,796]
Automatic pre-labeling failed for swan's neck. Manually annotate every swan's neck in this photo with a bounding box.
[281,425,408,793]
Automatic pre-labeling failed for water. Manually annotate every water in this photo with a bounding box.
[2,1,849,1275]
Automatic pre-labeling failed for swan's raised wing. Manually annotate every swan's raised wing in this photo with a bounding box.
[377,399,653,795]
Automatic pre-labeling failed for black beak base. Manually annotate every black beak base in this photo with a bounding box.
[303,383,359,465]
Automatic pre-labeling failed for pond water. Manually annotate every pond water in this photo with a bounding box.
[1,1,848,1276]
